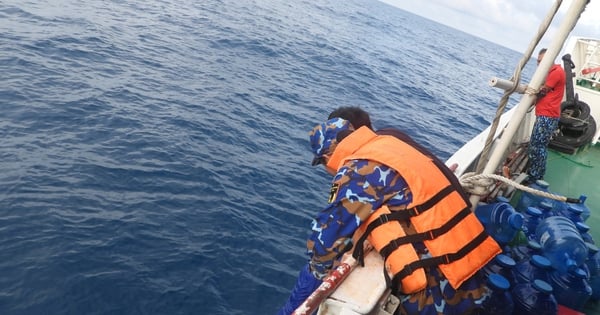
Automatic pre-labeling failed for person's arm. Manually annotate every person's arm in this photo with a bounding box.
[543,65,563,91]
[537,65,562,100]
[307,159,410,279]
[278,160,409,315]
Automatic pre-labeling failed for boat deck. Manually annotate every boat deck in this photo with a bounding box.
[545,143,600,243]
[543,143,599,315]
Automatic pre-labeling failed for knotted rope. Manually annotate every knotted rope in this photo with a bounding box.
[459,172,569,202]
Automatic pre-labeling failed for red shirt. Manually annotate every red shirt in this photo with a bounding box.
[535,64,565,118]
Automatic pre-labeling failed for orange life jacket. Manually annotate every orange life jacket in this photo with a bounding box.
[327,127,501,293]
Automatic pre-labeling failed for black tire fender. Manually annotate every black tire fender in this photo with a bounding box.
[552,116,596,148]
[560,100,591,126]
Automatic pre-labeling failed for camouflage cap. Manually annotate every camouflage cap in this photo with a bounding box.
[309,117,352,166]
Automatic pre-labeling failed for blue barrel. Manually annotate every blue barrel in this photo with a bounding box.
[475,202,524,245]
[522,207,543,239]
[511,239,542,263]
[516,179,550,212]
[511,279,557,315]
[481,254,516,286]
[548,267,592,311]
[535,216,588,274]
[513,254,552,284]
[481,273,514,315]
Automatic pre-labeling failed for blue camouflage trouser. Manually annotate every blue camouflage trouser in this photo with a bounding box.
[527,116,559,181]
[396,266,487,315]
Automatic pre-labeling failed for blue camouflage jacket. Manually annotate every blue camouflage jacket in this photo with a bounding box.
[306,158,413,279]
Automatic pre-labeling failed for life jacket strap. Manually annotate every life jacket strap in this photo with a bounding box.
[352,185,454,265]
[391,230,490,289]
[379,207,471,259]
[412,185,454,215]
[353,231,369,267]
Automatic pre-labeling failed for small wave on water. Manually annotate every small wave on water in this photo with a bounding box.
[0,0,532,314]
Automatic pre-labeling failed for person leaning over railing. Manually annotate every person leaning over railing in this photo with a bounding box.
[277,109,502,315]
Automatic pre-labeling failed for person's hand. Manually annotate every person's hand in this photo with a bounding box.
[537,87,549,99]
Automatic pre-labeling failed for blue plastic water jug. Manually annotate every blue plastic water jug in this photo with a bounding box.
[513,254,552,284]
[481,273,514,315]
[585,243,600,301]
[481,254,516,286]
[522,207,543,239]
[558,204,584,225]
[576,195,591,222]
[559,195,591,222]
[475,202,524,245]
[548,267,592,311]
[535,216,588,273]
[591,274,600,301]
[516,179,550,212]
[510,239,542,263]
[538,200,555,218]
[576,222,594,244]
[494,195,510,204]
[511,279,557,315]
[586,243,600,276]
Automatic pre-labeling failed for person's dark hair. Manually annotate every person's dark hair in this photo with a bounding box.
[539,48,547,55]
[327,106,373,130]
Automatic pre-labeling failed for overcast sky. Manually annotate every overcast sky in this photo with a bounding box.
[380,0,600,53]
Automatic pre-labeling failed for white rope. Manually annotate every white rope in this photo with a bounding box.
[524,86,540,96]
[459,172,568,202]
[563,116,591,124]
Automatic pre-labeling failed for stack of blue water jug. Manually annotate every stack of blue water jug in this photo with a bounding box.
[474,180,597,313]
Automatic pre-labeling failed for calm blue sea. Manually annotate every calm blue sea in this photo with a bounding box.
[1,0,535,314]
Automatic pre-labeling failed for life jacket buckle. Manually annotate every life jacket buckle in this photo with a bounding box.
[427,230,436,240]
[377,214,389,224]
[392,238,402,251]
[402,263,415,276]
[441,254,451,265]
[408,206,421,217]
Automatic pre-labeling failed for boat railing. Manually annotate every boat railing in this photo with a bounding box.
[578,59,600,87]
[575,38,600,91]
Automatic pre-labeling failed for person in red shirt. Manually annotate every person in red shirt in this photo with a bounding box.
[528,48,565,181]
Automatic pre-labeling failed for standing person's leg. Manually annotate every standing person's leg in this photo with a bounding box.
[527,116,557,181]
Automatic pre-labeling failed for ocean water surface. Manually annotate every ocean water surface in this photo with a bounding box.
[1,0,534,314]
